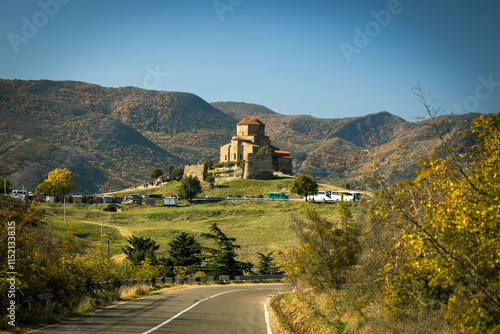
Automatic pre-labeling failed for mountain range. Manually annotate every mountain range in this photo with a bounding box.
[0,79,481,193]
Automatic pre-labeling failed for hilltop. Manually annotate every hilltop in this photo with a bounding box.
[212,101,479,186]
[1,79,481,192]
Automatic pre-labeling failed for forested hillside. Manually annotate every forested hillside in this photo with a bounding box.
[212,101,480,187]
[1,79,481,192]
[0,80,186,192]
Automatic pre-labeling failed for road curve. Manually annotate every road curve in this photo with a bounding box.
[29,283,292,334]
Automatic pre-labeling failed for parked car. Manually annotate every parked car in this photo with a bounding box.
[128,194,143,204]
[129,194,142,200]
[11,190,28,199]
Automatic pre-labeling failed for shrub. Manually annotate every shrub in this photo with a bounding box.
[178,175,202,201]
[205,174,215,183]
[170,167,184,181]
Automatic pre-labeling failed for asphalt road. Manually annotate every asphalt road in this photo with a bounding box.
[29,283,292,334]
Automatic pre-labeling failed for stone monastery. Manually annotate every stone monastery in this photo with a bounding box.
[220,117,293,179]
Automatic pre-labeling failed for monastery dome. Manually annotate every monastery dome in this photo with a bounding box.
[237,117,264,125]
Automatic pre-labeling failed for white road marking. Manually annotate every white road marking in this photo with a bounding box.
[140,289,248,334]
[264,303,272,334]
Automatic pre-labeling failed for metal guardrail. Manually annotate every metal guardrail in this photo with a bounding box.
[192,196,303,204]
[1,274,286,307]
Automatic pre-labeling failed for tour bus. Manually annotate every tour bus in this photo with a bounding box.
[268,192,290,200]
[330,191,361,202]
[306,190,362,202]
[306,191,332,202]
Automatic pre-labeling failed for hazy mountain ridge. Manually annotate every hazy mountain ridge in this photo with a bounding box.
[1,79,481,191]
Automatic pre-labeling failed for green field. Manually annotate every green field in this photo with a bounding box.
[42,177,365,266]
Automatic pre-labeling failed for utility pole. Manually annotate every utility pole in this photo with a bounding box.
[63,194,66,222]
[100,220,103,245]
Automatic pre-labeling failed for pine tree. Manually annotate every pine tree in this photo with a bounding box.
[164,232,203,275]
[201,223,252,276]
[256,252,282,275]
[122,236,160,265]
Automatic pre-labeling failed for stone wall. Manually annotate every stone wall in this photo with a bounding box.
[234,168,244,178]
[276,157,293,175]
[184,163,207,181]
[244,153,274,180]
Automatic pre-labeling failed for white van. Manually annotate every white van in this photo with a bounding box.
[11,190,28,199]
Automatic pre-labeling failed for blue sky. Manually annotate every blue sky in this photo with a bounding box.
[1,0,499,121]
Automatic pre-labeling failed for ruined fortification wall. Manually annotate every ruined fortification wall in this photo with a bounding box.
[184,163,207,181]
[244,153,274,180]
[277,157,293,175]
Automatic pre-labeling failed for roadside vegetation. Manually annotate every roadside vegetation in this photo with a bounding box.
[271,110,500,333]
[0,175,353,331]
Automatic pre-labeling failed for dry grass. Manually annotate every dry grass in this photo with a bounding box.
[270,287,453,334]
[117,282,195,301]
[345,304,452,334]
[118,283,153,300]
[267,295,292,334]
[270,291,342,334]
[73,295,97,314]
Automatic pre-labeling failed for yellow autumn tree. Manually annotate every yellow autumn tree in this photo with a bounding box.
[0,201,133,298]
[371,112,500,333]
[35,168,76,195]
[281,204,361,296]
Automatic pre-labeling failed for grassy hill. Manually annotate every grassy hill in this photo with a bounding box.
[40,177,355,266]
